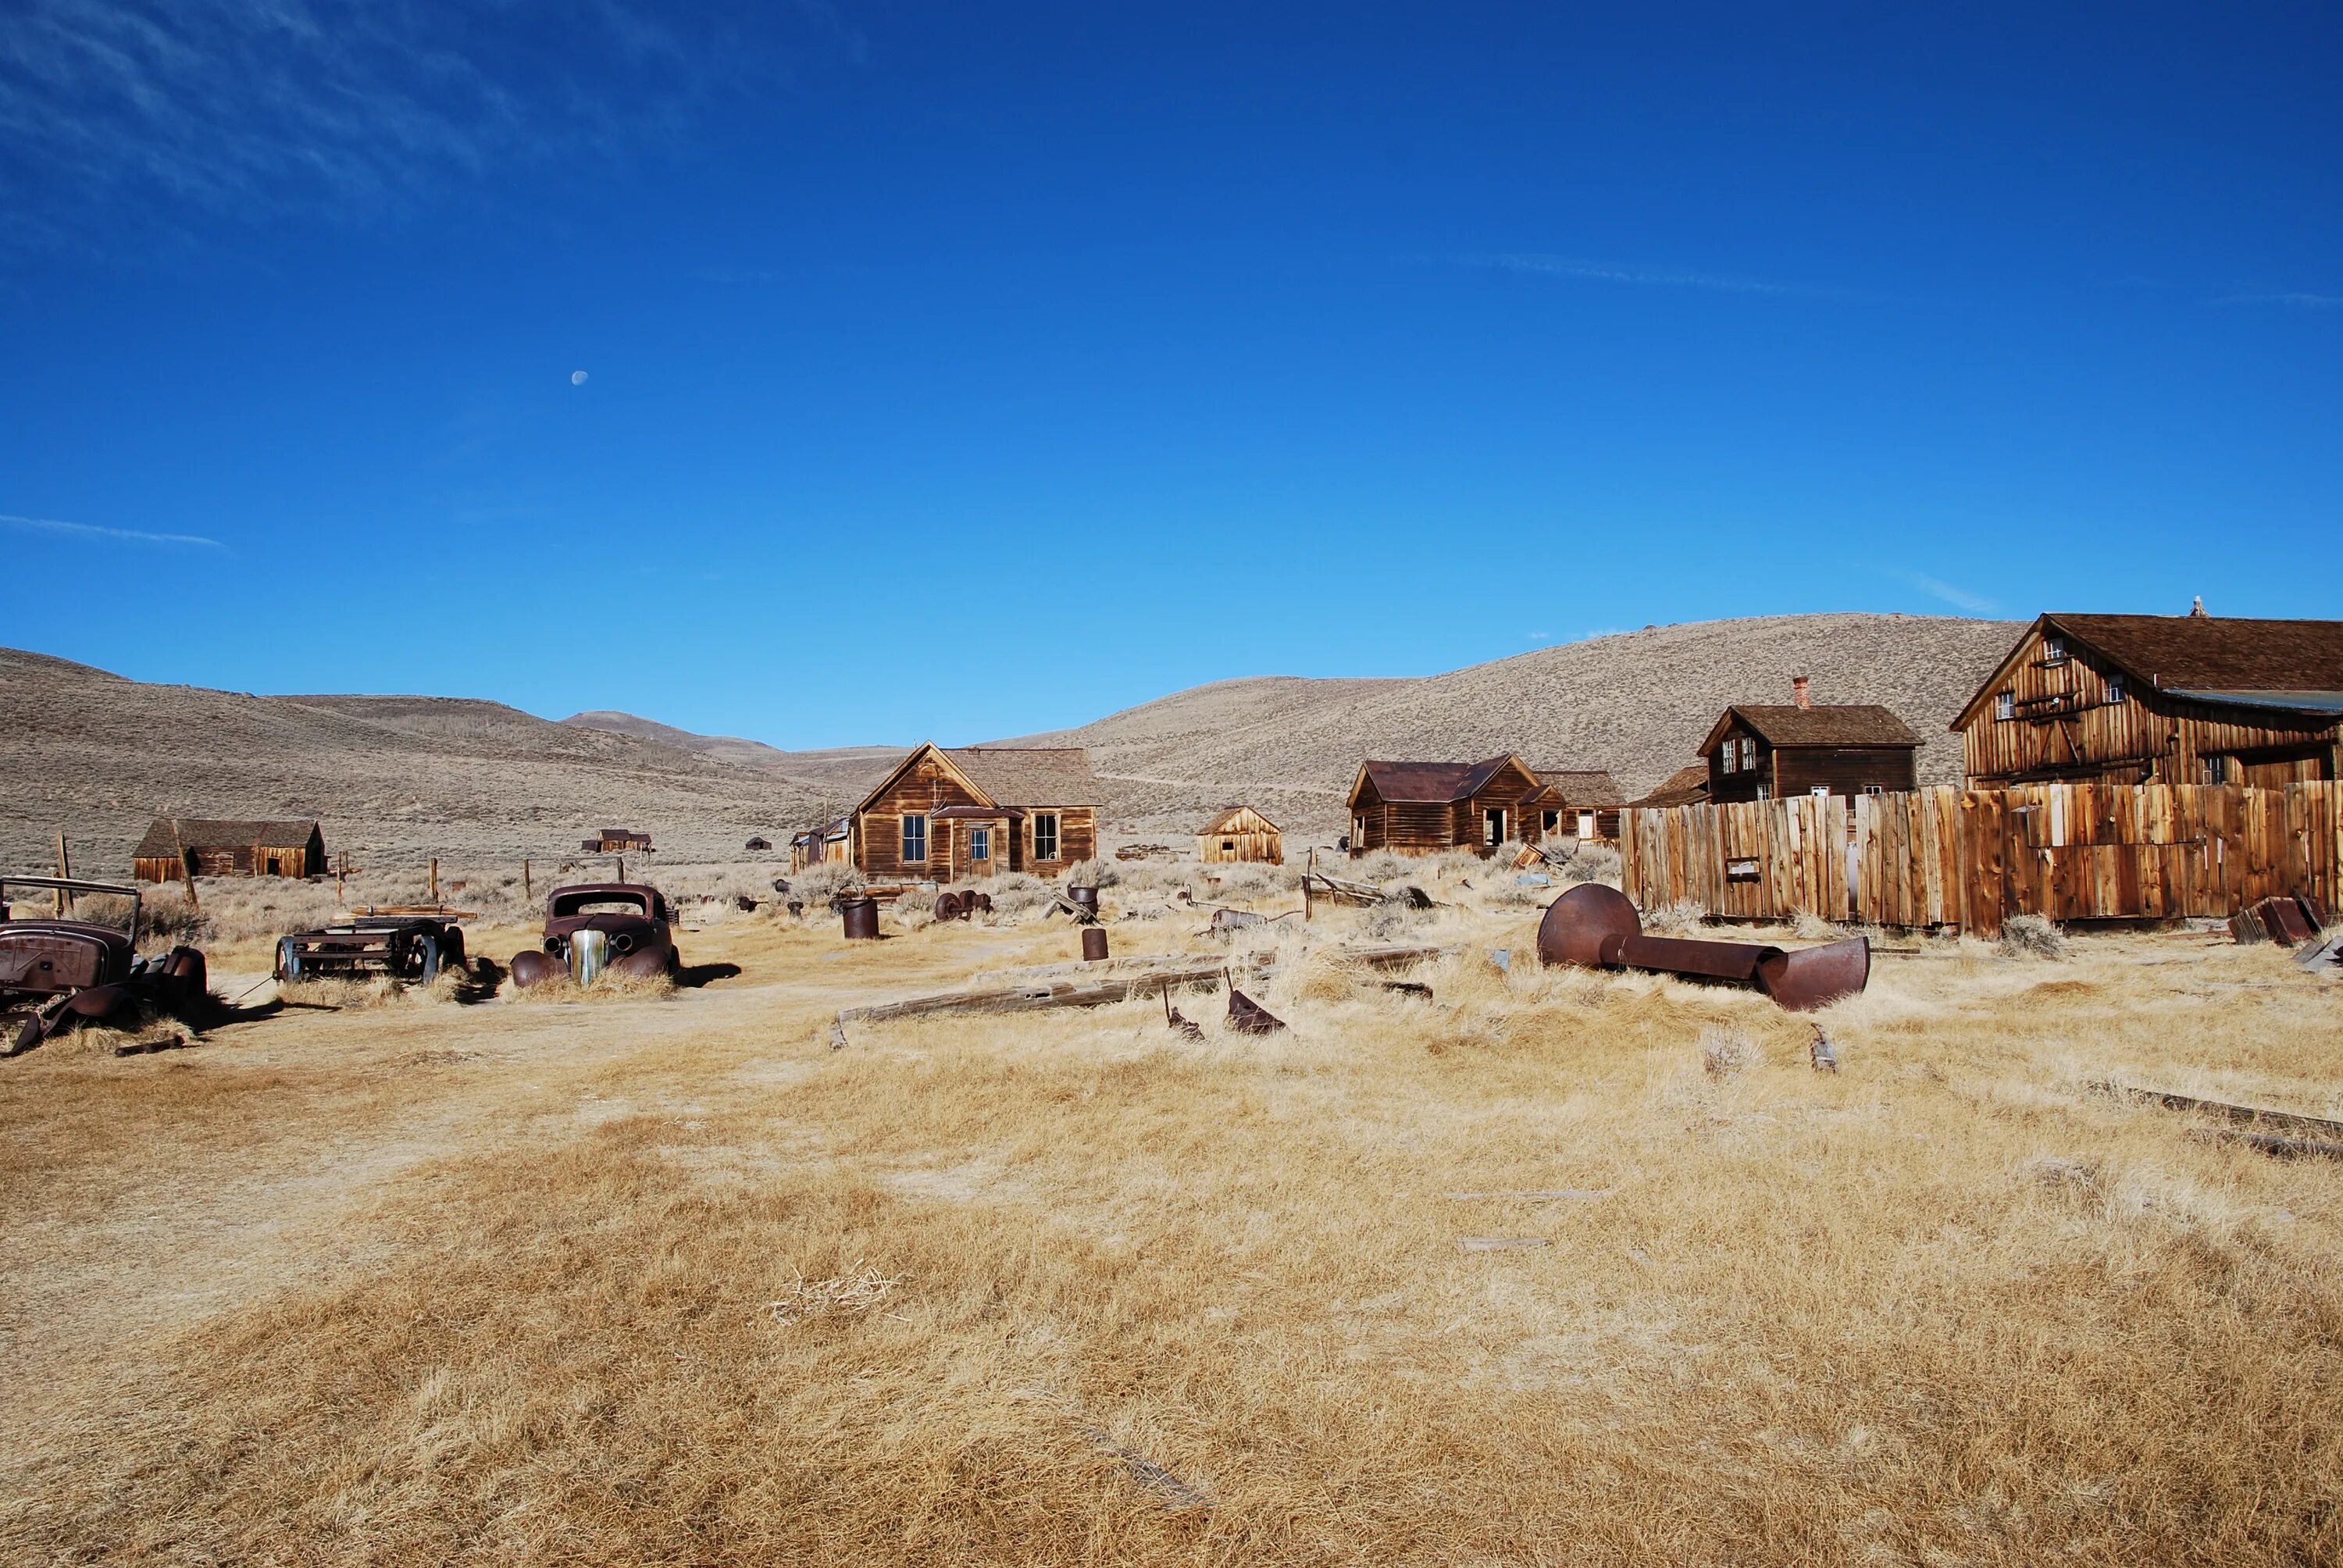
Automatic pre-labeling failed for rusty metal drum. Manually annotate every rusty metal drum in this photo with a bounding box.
[840,896,879,941]
[1081,927,1109,962]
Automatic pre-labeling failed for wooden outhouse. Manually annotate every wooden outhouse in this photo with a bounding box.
[133,818,326,882]
[1955,610,2343,788]
[1198,806,1282,864]
[848,744,1101,882]
[1702,682,1920,804]
[1347,755,1548,857]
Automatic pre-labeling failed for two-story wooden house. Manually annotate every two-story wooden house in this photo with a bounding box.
[1700,681,1920,803]
[846,743,1101,882]
[1955,610,2343,787]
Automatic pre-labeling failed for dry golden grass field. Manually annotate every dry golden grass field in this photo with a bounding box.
[3,868,2340,1565]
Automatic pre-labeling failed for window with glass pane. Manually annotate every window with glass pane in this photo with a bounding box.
[1033,814,1059,861]
[901,814,927,861]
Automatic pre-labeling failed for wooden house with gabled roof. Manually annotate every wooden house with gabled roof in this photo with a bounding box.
[1198,806,1282,864]
[1529,770,1627,843]
[1702,679,1920,804]
[133,818,326,882]
[847,743,1101,882]
[1956,608,2343,788]
[1347,754,1546,857]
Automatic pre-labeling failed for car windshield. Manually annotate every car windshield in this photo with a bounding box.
[1,881,140,935]
[551,890,653,918]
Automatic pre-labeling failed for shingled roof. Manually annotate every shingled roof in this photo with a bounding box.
[1629,764,1712,810]
[2046,614,2343,701]
[1535,769,1624,807]
[1703,704,1920,754]
[941,747,1101,806]
[133,818,321,857]
[1354,756,1533,804]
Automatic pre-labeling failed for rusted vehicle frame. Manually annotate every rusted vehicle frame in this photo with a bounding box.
[510,882,680,989]
[276,916,468,984]
[1,875,209,1055]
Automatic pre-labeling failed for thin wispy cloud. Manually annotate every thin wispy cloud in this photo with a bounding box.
[1888,568,1996,615]
[1462,252,1858,301]
[0,1,833,245]
[0,511,223,548]
[2216,291,2343,310]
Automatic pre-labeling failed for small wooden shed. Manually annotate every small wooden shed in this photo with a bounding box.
[1197,806,1282,864]
[133,818,326,882]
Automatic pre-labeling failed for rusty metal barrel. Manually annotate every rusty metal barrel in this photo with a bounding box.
[1081,927,1110,962]
[1068,885,1100,918]
[839,896,879,941]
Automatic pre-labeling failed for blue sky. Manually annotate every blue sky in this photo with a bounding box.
[3,2,2337,747]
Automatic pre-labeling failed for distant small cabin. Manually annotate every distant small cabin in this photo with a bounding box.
[133,818,326,882]
[1348,755,1551,857]
[581,828,653,853]
[1528,771,1625,843]
[1198,806,1282,864]
[1628,764,1712,811]
[1703,684,1920,804]
[744,836,772,852]
[849,743,1101,881]
[1956,610,2343,788]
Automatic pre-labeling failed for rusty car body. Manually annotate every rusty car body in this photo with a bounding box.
[510,882,679,989]
[1,875,209,1054]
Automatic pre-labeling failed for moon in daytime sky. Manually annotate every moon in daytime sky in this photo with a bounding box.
[570,369,588,385]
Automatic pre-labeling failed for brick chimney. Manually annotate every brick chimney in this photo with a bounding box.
[1792,675,1812,710]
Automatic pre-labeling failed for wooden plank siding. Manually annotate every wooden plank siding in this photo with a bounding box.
[1620,781,2341,936]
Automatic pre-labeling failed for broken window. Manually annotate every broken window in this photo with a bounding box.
[1721,742,1737,774]
[1033,813,1059,861]
[1727,857,1760,882]
[2042,635,2067,664]
[2106,675,2124,704]
[1995,693,2016,721]
[1542,810,1560,834]
[901,814,927,863]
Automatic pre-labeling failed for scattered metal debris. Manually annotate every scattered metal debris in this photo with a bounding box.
[1810,1024,1839,1073]
[1382,980,1434,1000]
[113,1034,193,1057]
[1536,883,1869,1011]
[2231,893,2331,946]
[933,890,993,922]
[1162,982,1204,1040]
[1225,985,1286,1035]
[2,875,210,1056]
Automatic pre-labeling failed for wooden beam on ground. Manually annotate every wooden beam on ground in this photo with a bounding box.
[2099,1082,2343,1142]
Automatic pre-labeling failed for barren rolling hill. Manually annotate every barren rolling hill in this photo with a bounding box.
[0,650,849,874]
[559,711,908,800]
[1001,614,2024,839]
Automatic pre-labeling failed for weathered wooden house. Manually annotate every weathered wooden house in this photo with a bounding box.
[581,827,653,853]
[1198,806,1282,864]
[1529,771,1626,843]
[133,818,327,882]
[847,744,1101,882]
[1702,682,1920,804]
[790,818,851,873]
[1956,610,2343,788]
[1628,764,1712,811]
[1347,755,1549,856]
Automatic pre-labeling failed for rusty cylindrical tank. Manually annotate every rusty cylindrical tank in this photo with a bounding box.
[1068,885,1100,918]
[1081,927,1110,962]
[840,896,879,941]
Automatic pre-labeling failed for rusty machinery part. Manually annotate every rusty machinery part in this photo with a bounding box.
[1535,883,1868,1013]
[840,897,881,940]
[1082,928,1110,962]
[969,892,993,915]
[1226,986,1286,1035]
[1067,885,1101,917]
[276,919,458,985]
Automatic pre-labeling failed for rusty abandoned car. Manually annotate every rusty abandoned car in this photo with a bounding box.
[275,914,469,985]
[0,875,209,1054]
[511,882,680,989]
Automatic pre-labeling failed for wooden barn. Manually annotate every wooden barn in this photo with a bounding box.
[1347,755,1548,857]
[133,818,326,882]
[1956,610,2343,788]
[1529,771,1626,843]
[581,827,653,853]
[1702,681,1920,804]
[847,744,1101,882]
[1198,806,1282,864]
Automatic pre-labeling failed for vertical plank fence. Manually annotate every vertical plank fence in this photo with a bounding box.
[1620,781,2341,936]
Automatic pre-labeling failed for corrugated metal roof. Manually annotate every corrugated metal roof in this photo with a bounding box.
[133,818,322,858]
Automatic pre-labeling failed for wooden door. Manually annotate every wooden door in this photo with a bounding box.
[968,823,995,880]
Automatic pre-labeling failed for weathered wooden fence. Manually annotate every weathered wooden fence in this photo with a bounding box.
[1618,782,2342,936]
